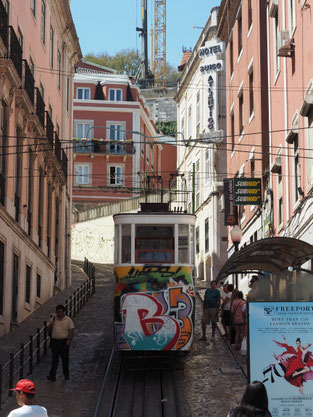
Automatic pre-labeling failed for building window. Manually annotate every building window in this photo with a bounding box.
[25,265,31,304]
[277,155,283,227]
[293,134,300,204]
[307,110,313,185]
[38,167,44,247]
[57,50,61,89]
[0,240,4,315]
[195,159,200,210]
[248,0,252,30]
[40,82,44,100]
[141,128,144,155]
[50,26,54,68]
[75,121,93,140]
[181,116,185,138]
[230,36,234,75]
[205,218,209,252]
[239,91,244,135]
[188,170,192,213]
[151,144,154,170]
[48,104,52,119]
[109,89,122,101]
[289,0,296,34]
[108,123,125,154]
[31,0,36,17]
[195,226,199,254]
[77,88,90,100]
[196,91,200,137]
[41,0,46,44]
[12,253,19,323]
[188,104,192,139]
[36,273,41,298]
[30,56,35,77]
[17,26,23,50]
[27,151,34,236]
[231,111,235,152]
[75,163,91,185]
[273,8,280,74]
[178,224,189,264]
[15,130,23,223]
[250,157,255,178]
[237,10,242,56]
[109,166,123,186]
[249,68,254,116]
[205,148,210,182]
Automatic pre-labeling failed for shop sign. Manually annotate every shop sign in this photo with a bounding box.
[223,178,238,225]
[250,302,313,417]
[233,178,262,205]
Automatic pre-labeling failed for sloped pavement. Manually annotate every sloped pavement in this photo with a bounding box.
[0,262,114,417]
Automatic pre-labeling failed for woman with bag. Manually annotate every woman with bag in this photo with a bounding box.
[231,291,246,350]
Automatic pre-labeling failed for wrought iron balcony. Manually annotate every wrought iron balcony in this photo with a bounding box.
[45,112,54,147]
[73,139,135,155]
[0,1,8,48]
[35,88,45,128]
[54,131,62,164]
[8,26,22,79]
[22,60,35,106]
[61,149,68,177]
[0,173,5,206]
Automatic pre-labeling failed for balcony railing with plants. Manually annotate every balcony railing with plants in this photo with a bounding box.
[0,1,8,48]
[73,138,135,155]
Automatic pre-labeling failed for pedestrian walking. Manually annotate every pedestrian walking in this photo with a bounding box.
[46,304,74,381]
[227,381,272,417]
[8,379,48,417]
[231,290,246,350]
[199,280,221,341]
[221,283,233,340]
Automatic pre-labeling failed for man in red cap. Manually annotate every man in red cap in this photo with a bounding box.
[8,379,48,416]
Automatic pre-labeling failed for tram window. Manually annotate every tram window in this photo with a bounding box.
[122,224,131,263]
[178,224,189,263]
[135,225,174,263]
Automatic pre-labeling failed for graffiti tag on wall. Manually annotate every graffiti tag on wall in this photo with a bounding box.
[114,266,194,351]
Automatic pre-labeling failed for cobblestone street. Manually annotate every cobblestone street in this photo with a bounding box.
[0,264,248,417]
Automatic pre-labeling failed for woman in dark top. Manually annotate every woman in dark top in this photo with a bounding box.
[228,381,272,417]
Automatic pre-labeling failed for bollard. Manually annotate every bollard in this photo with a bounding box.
[9,353,14,396]
[20,343,24,379]
[29,336,33,374]
[36,329,40,364]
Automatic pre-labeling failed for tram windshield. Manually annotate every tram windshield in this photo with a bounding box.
[135,225,174,263]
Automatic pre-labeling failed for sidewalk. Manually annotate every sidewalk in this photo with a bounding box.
[0,262,114,417]
[196,280,248,377]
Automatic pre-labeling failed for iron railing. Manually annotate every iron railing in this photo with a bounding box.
[35,88,45,129]
[73,140,135,155]
[8,26,22,79]
[61,149,68,177]
[45,112,54,147]
[54,131,62,164]
[0,1,8,48]
[0,260,96,408]
[22,60,35,106]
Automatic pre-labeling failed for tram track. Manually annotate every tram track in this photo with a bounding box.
[94,348,185,417]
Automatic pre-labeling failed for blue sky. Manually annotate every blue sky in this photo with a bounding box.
[70,0,219,68]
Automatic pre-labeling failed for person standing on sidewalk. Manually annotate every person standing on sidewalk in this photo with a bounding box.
[200,280,221,341]
[221,283,233,340]
[8,379,48,416]
[46,304,74,381]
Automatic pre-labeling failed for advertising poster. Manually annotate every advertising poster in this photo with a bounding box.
[249,302,313,417]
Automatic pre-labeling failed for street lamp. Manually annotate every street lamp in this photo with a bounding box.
[230,225,242,288]
[230,225,242,252]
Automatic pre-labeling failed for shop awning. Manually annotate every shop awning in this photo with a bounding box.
[216,237,313,281]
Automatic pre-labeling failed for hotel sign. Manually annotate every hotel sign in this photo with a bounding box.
[233,178,262,206]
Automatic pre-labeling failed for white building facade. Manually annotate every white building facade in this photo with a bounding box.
[175,7,228,282]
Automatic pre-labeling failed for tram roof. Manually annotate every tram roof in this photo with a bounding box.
[216,237,313,281]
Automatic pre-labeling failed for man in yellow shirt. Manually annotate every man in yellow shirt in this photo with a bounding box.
[46,304,74,381]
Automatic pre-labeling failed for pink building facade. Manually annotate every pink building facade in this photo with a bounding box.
[73,62,177,210]
[0,0,81,336]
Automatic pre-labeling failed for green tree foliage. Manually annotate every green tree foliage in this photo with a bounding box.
[155,121,177,137]
[84,49,179,82]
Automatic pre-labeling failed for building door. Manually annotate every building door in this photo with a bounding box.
[11,253,19,323]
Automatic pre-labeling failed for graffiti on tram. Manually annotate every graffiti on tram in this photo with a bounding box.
[114,266,195,351]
